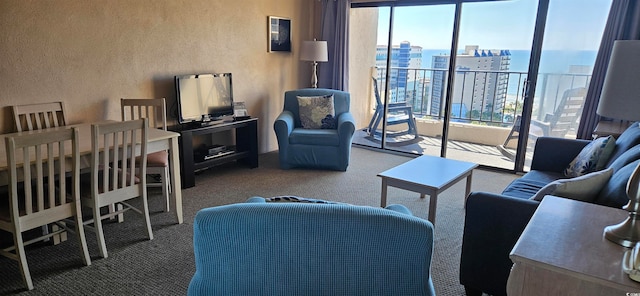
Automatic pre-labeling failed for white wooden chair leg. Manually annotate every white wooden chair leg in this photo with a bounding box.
[116,203,124,223]
[74,209,91,266]
[94,206,108,258]
[13,230,33,290]
[142,195,154,240]
[162,167,170,212]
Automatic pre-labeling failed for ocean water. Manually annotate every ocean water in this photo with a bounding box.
[421,49,598,74]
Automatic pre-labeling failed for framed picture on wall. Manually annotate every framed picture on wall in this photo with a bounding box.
[268,16,291,52]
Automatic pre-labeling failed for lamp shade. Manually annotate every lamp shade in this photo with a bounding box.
[596,40,640,121]
[300,40,328,62]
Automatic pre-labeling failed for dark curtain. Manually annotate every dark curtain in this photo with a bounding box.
[318,0,350,91]
[576,0,640,139]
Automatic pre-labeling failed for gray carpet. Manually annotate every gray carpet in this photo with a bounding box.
[0,147,517,295]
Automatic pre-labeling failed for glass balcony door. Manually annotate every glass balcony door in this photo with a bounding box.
[350,5,456,153]
[515,0,611,171]
[444,0,539,170]
[349,0,611,172]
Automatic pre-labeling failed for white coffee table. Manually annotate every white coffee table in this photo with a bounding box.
[377,155,478,225]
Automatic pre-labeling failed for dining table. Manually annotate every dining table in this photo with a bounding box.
[0,121,184,224]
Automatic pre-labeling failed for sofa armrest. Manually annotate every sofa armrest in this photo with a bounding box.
[530,137,590,172]
[460,192,539,296]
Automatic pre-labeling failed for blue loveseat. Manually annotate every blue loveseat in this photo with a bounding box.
[460,122,640,296]
[188,198,435,296]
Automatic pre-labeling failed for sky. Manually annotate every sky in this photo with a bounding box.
[376,0,612,51]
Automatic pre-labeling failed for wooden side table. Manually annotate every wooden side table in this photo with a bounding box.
[507,196,640,296]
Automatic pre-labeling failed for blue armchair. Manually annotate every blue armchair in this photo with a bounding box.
[274,88,355,171]
[188,198,436,296]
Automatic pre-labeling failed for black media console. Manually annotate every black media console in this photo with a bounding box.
[168,118,258,188]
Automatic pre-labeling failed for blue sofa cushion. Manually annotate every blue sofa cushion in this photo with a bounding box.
[595,159,640,208]
[501,170,565,199]
[289,128,339,146]
[608,144,640,173]
[606,122,640,167]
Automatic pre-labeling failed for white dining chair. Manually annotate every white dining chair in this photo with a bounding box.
[121,98,171,212]
[0,127,91,290]
[82,118,153,258]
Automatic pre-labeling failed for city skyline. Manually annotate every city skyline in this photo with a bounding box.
[376,0,611,51]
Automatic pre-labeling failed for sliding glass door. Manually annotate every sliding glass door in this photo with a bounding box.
[444,0,539,169]
[349,0,611,172]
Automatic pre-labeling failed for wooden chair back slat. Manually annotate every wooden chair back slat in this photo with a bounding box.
[12,102,67,132]
[121,98,167,131]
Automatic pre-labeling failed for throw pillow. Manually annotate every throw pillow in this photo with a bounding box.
[531,167,613,202]
[265,196,343,204]
[297,95,336,129]
[564,135,616,177]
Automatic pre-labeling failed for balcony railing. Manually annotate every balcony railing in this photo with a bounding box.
[374,67,592,128]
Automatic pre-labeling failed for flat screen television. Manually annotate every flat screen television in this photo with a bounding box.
[175,73,234,124]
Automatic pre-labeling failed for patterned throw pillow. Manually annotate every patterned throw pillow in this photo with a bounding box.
[531,167,613,202]
[564,135,616,177]
[265,196,340,204]
[297,95,336,129]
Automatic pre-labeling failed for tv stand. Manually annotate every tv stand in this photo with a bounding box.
[200,119,225,127]
[168,118,258,188]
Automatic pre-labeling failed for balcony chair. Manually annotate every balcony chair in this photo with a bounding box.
[497,87,587,160]
[81,119,152,258]
[366,77,418,141]
[121,98,171,212]
[0,128,91,290]
[274,88,355,171]
[187,197,435,296]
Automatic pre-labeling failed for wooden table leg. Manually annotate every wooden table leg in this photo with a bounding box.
[169,137,183,224]
[428,193,438,226]
[380,178,388,207]
[464,171,474,208]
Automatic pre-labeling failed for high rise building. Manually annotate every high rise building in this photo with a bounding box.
[430,45,511,121]
[375,41,423,104]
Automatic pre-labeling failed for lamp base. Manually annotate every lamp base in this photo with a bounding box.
[604,213,640,248]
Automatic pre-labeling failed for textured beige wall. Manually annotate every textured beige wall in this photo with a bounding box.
[0,0,313,153]
[348,8,379,130]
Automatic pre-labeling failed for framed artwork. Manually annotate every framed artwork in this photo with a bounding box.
[268,16,291,52]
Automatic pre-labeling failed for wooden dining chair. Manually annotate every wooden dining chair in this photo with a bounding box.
[0,128,91,290]
[12,102,67,132]
[82,118,152,259]
[121,98,170,212]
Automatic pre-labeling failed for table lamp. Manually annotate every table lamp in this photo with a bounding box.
[300,39,328,88]
[598,40,640,247]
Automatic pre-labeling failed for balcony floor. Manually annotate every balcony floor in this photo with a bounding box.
[352,129,532,170]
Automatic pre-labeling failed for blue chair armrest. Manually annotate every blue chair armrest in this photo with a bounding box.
[337,111,356,137]
[384,204,413,216]
[245,197,267,203]
[274,111,295,135]
[530,137,590,172]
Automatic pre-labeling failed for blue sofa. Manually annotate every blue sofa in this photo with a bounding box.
[188,198,436,296]
[460,123,640,296]
[273,88,355,171]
